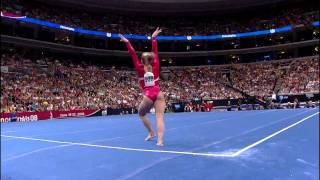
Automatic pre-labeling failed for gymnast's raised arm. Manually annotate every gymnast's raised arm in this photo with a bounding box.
[151,27,162,68]
[119,34,142,68]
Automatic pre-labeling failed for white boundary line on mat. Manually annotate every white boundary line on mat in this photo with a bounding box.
[232,111,319,156]
[1,111,318,158]
[0,134,234,157]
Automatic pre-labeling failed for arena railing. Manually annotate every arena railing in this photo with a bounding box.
[161,55,319,69]
[2,35,318,58]
[1,12,319,41]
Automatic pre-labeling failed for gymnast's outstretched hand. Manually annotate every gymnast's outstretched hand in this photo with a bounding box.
[152,27,162,38]
[119,34,129,43]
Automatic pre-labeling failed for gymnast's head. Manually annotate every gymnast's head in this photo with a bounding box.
[141,52,155,65]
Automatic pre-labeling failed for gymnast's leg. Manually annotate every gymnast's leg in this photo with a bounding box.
[154,91,166,146]
[138,96,156,141]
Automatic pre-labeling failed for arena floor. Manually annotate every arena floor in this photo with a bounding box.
[1,108,319,180]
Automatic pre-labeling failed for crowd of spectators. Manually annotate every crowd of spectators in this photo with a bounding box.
[279,57,319,94]
[1,48,318,113]
[163,66,243,103]
[1,53,143,113]
[229,56,319,99]
[1,0,319,113]
[1,50,244,113]
[2,0,319,36]
[230,63,281,99]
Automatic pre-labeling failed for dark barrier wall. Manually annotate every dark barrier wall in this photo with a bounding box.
[1,93,318,122]
[102,108,138,116]
[275,93,319,103]
[101,93,319,114]
[170,93,319,112]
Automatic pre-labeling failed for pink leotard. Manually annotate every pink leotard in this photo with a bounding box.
[126,37,161,102]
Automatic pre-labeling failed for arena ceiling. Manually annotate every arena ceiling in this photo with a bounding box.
[34,0,301,14]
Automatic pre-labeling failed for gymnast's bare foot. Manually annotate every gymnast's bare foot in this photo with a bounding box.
[145,132,156,141]
[156,140,164,146]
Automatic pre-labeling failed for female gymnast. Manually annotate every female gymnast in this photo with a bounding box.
[119,28,165,146]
